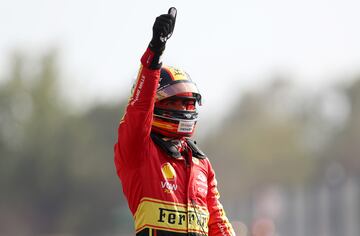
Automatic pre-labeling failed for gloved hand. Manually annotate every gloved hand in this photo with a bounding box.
[149,7,177,53]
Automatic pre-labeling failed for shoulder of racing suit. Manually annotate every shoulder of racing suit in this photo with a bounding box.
[150,132,206,159]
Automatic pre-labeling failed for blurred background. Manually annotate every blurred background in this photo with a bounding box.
[1,0,360,235]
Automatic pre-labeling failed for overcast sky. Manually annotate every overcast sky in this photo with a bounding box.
[1,0,360,126]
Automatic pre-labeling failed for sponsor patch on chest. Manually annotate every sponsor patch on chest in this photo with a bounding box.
[161,163,178,193]
[196,172,208,196]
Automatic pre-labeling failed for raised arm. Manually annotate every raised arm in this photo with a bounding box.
[114,8,177,170]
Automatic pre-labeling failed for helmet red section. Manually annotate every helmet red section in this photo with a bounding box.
[152,66,202,138]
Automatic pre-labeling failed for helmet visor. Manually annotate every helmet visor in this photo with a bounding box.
[157,81,202,105]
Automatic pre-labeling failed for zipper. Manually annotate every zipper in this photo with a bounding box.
[184,146,207,235]
[182,146,192,234]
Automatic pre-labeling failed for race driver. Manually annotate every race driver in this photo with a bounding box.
[114,7,235,235]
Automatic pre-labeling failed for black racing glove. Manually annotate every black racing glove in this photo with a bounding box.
[149,7,177,53]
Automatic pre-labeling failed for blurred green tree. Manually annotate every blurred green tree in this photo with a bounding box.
[321,79,360,175]
[202,79,322,202]
[0,51,132,235]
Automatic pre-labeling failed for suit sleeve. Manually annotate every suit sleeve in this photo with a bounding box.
[207,161,236,236]
[114,48,160,172]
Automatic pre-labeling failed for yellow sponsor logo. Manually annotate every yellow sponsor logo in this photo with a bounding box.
[134,198,209,233]
[161,163,176,181]
[167,66,189,81]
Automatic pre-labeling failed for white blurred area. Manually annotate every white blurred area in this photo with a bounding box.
[1,0,360,119]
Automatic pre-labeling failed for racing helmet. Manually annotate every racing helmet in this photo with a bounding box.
[152,66,202,137]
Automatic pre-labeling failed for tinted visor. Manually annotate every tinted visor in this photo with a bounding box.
[157,81,202,105]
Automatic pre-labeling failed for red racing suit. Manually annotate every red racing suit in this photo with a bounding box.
[114,48,235,235]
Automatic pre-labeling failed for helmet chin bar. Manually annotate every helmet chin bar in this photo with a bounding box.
[152,108,198,137]
[152,115,196,135]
